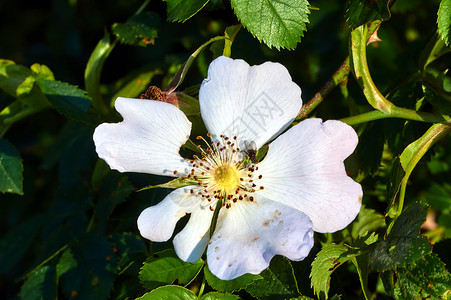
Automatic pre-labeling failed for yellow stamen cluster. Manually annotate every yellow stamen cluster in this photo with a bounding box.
[179,134,264,211]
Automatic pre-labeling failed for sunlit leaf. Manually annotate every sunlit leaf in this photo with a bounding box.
[230,0,310,50]
[351,206,385,239]
[245,256,299,299]
[310,244,359,299]
[19,266,57,300]
[438,0,451,45]
[164,0,209,22]
[204,265,261,293]
[137,285,197,300]
[0,138,23,194]
[112,12,160,47]
[346,0,391,29]
[0,59,31,97]
[37,79,95,124]
[201,292,241,300]
[139,249,204,290]
[111,69,163,100]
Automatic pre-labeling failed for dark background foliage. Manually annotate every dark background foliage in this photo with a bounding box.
[1,0,450,299]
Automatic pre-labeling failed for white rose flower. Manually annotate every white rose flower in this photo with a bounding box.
[93,56,362,280]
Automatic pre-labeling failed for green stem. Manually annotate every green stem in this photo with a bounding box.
[297,20,382,119]
[341,108,451,126]
[197,275,206,299]
[351,24,394,112]
[165,36,227,94]
[23,244,68,279]
[297,56,350,120]
[135,0,151,15]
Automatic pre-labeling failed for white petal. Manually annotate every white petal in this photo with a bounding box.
[256,118,363,233]
[199,56,302,149]
[173,201,214,263]
[93,97,192,177]
[137,187,197,242]
[207,198,314,280]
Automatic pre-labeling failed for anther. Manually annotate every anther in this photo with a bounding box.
[173,170,178,175]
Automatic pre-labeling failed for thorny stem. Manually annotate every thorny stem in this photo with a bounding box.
[297,56,350,120]
[296,20,382,119]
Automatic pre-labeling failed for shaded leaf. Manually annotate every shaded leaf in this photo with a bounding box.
[230,0,310,50]
[369,203,431,271]
[164,0,209,22]
[346,0,391,29]
[438,0,451,45]
[110,233,146,273]
[204,265,261,293]
[95,172,135,220]
[0,138,23,194]
[112,12,160,46]
[383,253,451,299]
[0,215,43,274]
[19,266,57,300]
[57,233,117,300]
[245,256,299,299]
[139,249,204,290]
[137,285,197,300]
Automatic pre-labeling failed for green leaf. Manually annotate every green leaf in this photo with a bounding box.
[438,0,451,46]
[204,265,261,293]
[421,182,451,211]
[245,256,299,299]
[383,253,451,299]
[111,69,163,100]
[19,266,57,300]
[346,0,391,29]
[0,138,23,194]
[110,233,146,273]
[136,285,197,300]
[139,249,204,290]
[57,233,117,300]
[0,59,31,97]
[310,244,359,299]
[368,236,431,271]
[95,172,135,220]
[201,292,241,300]
[84,32,115,116]
[355,121,384,175]
[112,12,160,47]
[230,0,310,50]
[164,0,210,22]
[351,206,385,239]
[0,215,43,274]
[36,79,95,124]
[369,203,431,271]
[138,177,197,191]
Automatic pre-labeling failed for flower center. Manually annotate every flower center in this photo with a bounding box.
[178,134,264,211]
[214,164,239,189]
